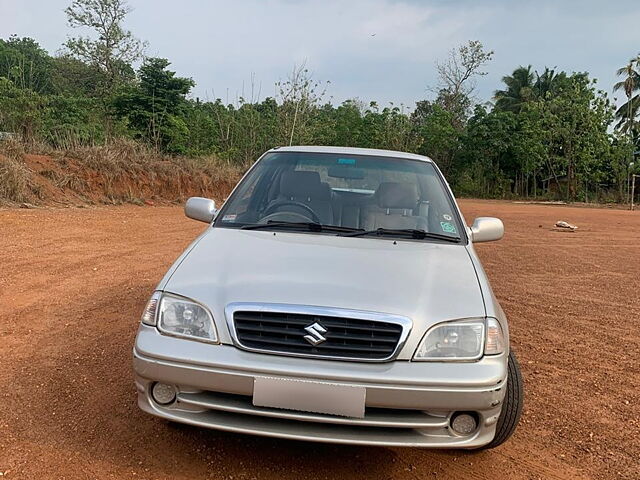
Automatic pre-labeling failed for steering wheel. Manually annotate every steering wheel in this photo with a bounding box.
[260,200,321,224]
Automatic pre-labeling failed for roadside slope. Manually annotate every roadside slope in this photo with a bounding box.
[0,140,242,207]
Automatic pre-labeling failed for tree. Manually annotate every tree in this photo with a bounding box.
[494,66,536,113]
[276,63,328,145]
[535,74,613,200]
[534,67,566,99]
[613,56,640,135]
[49,55,109,96]
[494,66,567,113]
[0,36,53,93]
[460,106,517,196]
[112,58,194,152]
[316,100,363,147]
[412,101,459,175]
[64,0,144,86]
[606,133,635,201]
[511,104,548,197]
[360,103,420,152]
[42,94,106,147]
[432,40,493,128]
[0,77,47,142]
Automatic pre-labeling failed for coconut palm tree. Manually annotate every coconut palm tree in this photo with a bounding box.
[614,56,640,134]
[533,67,567,99]
[494,66,536,112]
[494,66,568,113]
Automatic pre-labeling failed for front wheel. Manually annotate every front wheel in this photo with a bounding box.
[481,350,524,449]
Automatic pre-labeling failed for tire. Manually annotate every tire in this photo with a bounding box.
[481,350,524,449]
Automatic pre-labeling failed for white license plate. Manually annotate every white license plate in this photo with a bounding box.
[253,377,366,418]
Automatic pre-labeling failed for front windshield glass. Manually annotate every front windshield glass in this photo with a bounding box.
[215,151,463,240]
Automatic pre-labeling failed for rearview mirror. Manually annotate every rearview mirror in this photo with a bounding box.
[185,197,217,223]
[470,217,504,243]
[328,165,365,179]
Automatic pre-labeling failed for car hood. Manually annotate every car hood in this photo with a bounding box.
[162,227,486,358]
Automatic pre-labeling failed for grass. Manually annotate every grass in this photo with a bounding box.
[0,156,30,202]
[0,137,245,205]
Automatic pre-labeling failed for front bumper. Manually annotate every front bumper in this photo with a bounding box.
[133,325,507,448]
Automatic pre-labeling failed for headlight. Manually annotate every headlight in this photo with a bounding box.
[413,319,485,361]
[140,292,218,343]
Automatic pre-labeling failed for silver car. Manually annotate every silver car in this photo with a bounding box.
[133,146,523,449]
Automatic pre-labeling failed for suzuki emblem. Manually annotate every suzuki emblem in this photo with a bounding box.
[303,322,328,346]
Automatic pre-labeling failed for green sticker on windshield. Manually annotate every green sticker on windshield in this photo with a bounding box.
[440,222,457,234]
[337,158,356,165]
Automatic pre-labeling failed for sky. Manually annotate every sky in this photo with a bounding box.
[2,0,640,110]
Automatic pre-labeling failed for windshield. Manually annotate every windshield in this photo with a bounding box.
[214,151,464,241]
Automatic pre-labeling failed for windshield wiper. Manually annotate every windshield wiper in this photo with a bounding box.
[241,221,363,234]
[339,228,460,243]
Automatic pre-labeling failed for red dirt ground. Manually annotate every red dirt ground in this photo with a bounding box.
[1,200,638,480]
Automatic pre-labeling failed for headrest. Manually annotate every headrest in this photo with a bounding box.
[376,182,419,209]
[280,171,329,199]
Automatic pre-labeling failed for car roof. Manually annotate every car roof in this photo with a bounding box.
[270,145,434,163]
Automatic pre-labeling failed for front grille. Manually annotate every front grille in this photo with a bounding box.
[233,310,405,360]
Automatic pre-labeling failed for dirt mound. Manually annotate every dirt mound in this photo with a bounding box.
[0,141,243,207]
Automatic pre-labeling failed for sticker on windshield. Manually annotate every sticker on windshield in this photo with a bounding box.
[440,222,457,234]
[443,214,452,221]
[337,158,356,165]
[222,214,237,222]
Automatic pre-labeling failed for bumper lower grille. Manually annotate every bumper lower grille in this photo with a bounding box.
[178,390,448,429]
[232,308,406,361]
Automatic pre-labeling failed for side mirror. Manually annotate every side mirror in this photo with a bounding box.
[470,217,504,243]
[185,197,217,223]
